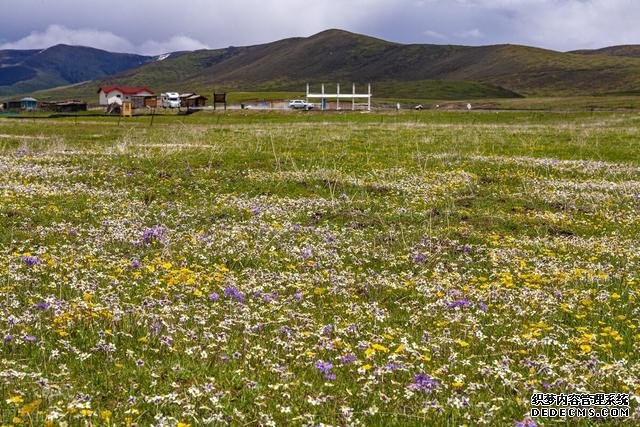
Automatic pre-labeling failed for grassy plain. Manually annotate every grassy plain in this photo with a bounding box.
[0,110,639,425]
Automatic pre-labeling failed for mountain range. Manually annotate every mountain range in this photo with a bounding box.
[3,29,640,101]
[0,44,152,97]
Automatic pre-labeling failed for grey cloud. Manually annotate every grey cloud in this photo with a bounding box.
[0,25,136,53]
[0,25,211,55]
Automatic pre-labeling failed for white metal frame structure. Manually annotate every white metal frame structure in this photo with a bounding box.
[306,83,371,111]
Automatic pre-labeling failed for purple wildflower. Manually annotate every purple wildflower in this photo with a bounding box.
[340,354,357,365]
[408,373,439,393]
[301,247,313,260]
[386,361,402,371]
[280,326,292,336]
[23,335,37,343]
[314,360,336,381]
[412,253,427,263]
[130,259,141,269]
[35,302,50,310]
[448,299,472,309]
[208,292,220,301]
[315,361,333,373]
[515,417,538,427]
[75,393,91,403]
[293,291,303,300]
[356,342,369,351]
[141,225,168,244]
[135,359,145,366]
[262,292,278,303]
[479,302,489,312]
[4,334,14,342]
[150,321,163,335]
[21,256,39,267]
[224,286,245,302]
[322,324,333,336]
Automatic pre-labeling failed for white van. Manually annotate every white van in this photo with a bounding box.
[161,92,181,108]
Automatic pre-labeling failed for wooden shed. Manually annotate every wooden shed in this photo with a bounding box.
[180,93,208,108]
[40,100,88,113]
[1,100,22,110]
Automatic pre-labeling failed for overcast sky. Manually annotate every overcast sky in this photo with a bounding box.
[0,0,638,55]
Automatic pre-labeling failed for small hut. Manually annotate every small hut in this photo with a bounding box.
[20,97,38,111]
[40,100,88,113]
[180,93,208,108]
[1,100,22,110]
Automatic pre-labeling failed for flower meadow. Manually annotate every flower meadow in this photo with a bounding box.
[0,111,639,426]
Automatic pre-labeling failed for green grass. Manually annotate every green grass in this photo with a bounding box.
[0,110,638,426]
[225,91,304,104]
[373,80,521,100]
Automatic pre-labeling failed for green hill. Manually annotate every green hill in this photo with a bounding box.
[571,45,640,58]
[18,30,640,102]
[0,45,152,97]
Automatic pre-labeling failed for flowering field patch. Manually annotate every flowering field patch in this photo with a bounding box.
[1,111,639,425]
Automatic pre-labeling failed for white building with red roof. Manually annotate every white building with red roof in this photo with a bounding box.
[98,86,155,105]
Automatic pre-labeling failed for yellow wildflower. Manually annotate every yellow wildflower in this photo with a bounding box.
[371,343,389,352]
[6,395,24,404]
[101,410,113,421]
[18,399,41,416]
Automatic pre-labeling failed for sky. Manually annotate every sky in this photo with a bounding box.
[0,0,639,55]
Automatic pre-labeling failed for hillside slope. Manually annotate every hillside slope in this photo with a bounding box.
[0,45,152,96]
[22,30,640,101]
[571,45,640,58]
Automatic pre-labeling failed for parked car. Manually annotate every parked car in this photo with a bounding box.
[288,100,314,110]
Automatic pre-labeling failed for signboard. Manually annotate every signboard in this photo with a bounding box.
[213,92,227,110]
